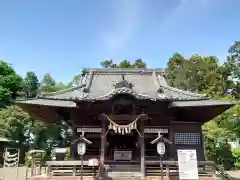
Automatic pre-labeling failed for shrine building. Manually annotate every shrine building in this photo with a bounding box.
[15,68,235,177]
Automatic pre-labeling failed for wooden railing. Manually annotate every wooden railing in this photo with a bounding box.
[145,161,217,178]
[45,161,99,177]
[41,160,234,180]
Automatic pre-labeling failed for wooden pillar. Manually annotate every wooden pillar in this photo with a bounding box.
[199,124,205,161]
[99,116,106,178]
[169,122,174,160]
[70,126,77,159]
[139,117,145,179]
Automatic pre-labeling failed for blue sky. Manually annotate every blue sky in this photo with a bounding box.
[0,0,239,83]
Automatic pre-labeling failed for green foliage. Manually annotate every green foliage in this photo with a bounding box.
[0,105,32,144]
[24,71,40,98]
[232,147,240,158]
[217,141,234,170]
[228,41,240,80]
[0,61,24,104]
[38,73,56,92]
[166,47,239,170]
[232,147,240,168]
[38,73,70,93]
[100,59,146,68]
[65,147,70,160]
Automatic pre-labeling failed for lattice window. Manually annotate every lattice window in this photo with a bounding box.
[174,132,201,145]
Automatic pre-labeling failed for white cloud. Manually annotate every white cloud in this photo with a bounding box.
[100,0,142,55]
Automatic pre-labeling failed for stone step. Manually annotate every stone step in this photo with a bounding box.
[108,172,142,177]
[106,164,140,172]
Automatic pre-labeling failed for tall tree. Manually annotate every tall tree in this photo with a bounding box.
[133,59,146,68]
[166,52,186,88]
[226,41,240,99]
[228,41,240,80]
[166,52,238,168]
[39,73,56,93]
[0,61,24,104]
[166,53,229,97]
[24,71,40,98]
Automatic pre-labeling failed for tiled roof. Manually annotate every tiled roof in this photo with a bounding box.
[16,68,210,107]
[40,68,208,101]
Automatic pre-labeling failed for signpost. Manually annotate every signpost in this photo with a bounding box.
[177,149,198,180]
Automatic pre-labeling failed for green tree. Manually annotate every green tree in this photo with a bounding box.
[228,41,240,80]
[100,59,147,68]
[203,118,234,169]
[166,52,238,169]
[24,71,40,98]
[0,61,24,104]
[166,53,224,95]
[0,105,32,145]
[38,73,70,93]
[38,73,56,93]
[226,41,240,99]
[71,68,89,86]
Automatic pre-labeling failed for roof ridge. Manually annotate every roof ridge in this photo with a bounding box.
[152,70,164,93]
[41,85,85,97]
[84,71,94,93]
[87,68,165,74]
[160,84,208,98]
[40,74,91,97]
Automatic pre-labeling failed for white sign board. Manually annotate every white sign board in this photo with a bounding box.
[114,151,132,161]
[54,148,66,153]
[177,149,198,180]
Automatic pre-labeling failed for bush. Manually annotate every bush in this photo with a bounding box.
[217,141,234,170]
[232,147,240,169]
[65,147,70,160]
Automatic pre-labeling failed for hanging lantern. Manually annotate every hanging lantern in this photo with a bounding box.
[77,142,86,156]
[157,142,165,155]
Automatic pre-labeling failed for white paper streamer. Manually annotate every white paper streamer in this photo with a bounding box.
[101,113,146,135]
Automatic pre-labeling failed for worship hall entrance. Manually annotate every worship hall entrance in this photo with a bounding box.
[106,129,140,161]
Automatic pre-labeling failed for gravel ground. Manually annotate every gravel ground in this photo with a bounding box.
[227,170,240,179]
[0,167,28,180]
[0,167,239,180]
